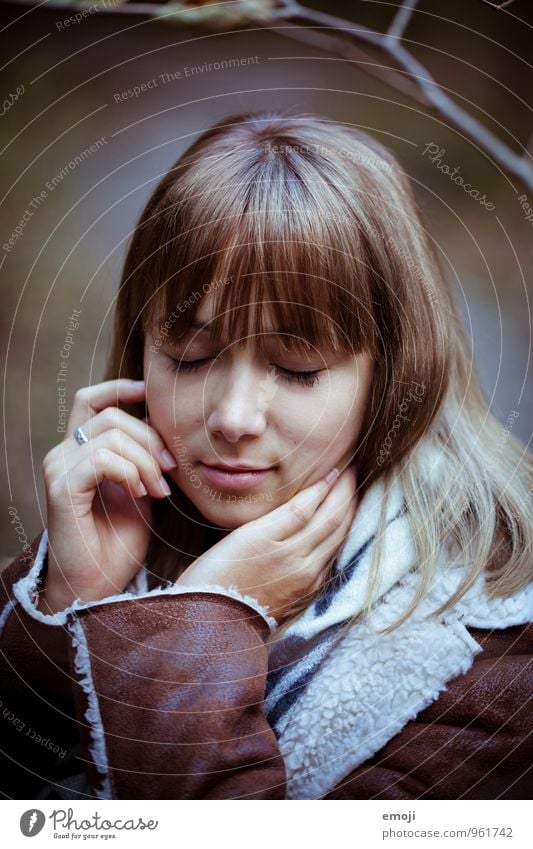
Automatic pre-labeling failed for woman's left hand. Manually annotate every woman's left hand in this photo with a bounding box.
[175,464,357,624]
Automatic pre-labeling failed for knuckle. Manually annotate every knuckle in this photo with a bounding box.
[146,422,163,446]
[119,462,136,484]
[290,500,310,525]
[326,510,343,533]
[270,535,287,558]
[43,450,62,483]
[42,450,53,472]
[140,450,161,477]
[47,474,66,501]
[106,428,125,451]
[148,433,164,456]
[101,406,120,426]
[42,464,53,487]
[128,464,140,483]
[73,387,90,406]
[92,447,112,467]
[43,443,62,465]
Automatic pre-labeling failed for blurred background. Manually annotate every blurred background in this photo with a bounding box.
[1,0,532,563]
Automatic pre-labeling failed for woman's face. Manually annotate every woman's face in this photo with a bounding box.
[143,293,374,529]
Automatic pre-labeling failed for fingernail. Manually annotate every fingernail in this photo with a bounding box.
[325,467,340,484]
[138,482,147,497]
[159,476,172,496]
[160,449,177,468]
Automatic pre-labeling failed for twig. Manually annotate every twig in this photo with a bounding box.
[387,0,419,41]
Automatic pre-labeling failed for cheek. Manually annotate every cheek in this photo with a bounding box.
[145,369,178,433]
[302,375,370,453]
[145,369,205,443]
[271,388,346,456]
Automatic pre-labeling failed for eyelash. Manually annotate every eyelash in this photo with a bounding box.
[169,357,322,387]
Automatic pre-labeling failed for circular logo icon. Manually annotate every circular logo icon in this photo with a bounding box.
[20,809,45,837]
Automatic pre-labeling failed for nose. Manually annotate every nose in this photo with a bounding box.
[206,356,269,443]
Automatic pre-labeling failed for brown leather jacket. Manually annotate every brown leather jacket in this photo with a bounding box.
[1,532,531,800]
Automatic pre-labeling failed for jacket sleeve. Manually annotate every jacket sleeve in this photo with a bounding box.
[69,592,286,800]
[0,531,82,799]
[325,622,533,800]
[0,530,287,800]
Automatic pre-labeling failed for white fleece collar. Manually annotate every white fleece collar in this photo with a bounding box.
[269,532,533,800]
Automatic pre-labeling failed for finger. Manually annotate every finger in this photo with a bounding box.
[291,467,357,551]
[266,466,349,541]
[279,508,355,616]
[66,379,146,438]
[272,490,356,599]
[48,449,147,506]
[68,407,177,471]
[63,430,171,499]
[309,498,357,581]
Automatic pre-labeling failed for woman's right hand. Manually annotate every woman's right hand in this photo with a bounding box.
[39,379,177,614]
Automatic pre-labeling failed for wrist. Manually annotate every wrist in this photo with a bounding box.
[36,577,111,614]
[36,585,76,614]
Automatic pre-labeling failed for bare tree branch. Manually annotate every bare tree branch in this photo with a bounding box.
[283,1,532,190]
[5,0,532,191]
[480,0,517,9]
[387,0,419,41]
[271,24,427,104]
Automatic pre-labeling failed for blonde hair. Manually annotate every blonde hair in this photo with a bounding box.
[106,110,532,637]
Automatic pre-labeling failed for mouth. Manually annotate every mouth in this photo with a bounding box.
[198,462,276,490]
[204,462,274,472]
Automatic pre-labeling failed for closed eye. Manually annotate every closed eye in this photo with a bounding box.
[168,357,322,387]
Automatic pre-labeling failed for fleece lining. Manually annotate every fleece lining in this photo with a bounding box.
[273,554,532,799]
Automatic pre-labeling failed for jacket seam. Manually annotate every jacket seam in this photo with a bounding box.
[0,597,18,638]
[67,615,113,800]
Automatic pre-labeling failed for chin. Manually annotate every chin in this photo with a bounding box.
[189,492,274,528]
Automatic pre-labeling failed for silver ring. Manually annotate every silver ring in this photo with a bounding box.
[73,426,89,445]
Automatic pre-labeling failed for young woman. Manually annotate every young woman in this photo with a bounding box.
[0,111,531,801]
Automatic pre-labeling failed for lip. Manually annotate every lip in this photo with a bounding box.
[204,462,274,472]
[199,462,275,490]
